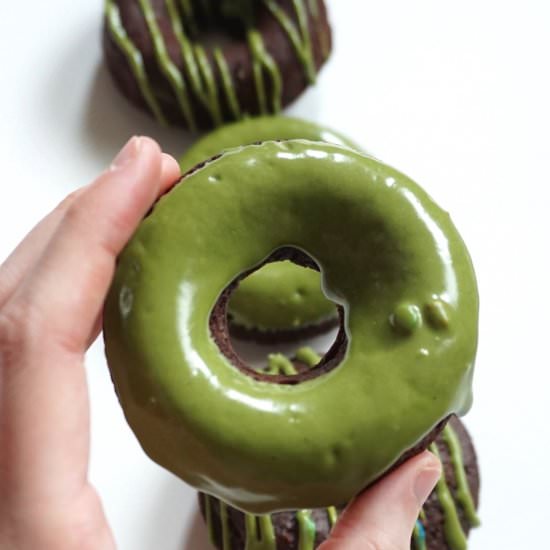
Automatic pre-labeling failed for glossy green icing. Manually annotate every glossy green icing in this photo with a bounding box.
[104,140,478,513]
[179,116,360,333]
[390,303,422,335]
[138,0,196,130]
[430,443,468,550]
[179,116,361,173]
[104,0,166,124]
[296,510,316,550]
[105,0,320,127]
[230,261,336,331]
[443,425,481,527]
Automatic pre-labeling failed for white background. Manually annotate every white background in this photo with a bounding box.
[1,1,550,548]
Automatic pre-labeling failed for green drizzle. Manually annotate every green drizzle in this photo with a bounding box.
[264,0,316,83]
[137,0,196,130]
[245,514,277,550]
[296,510,316,550]
[430,443,468,550]
[443,425,481,527]
[104,0,166,124]
[219,501,232,550]
[295,347,321,367]
[326,506,338,528]
[248,29,283,114]
[204,494,216,547]
[214,48,242,119]
[413,521,427,550]
[107,0,322,126]
[267,353,297,375]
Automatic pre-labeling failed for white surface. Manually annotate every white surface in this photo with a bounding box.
[1,1,550,548]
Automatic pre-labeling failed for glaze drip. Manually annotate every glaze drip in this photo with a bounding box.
[105,0,321,126]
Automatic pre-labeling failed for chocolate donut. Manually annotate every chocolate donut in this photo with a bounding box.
[102,0,332,129]
[199,415,480,550]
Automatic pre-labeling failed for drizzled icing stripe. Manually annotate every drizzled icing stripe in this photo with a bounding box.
[219,501,232,550]
[326,506,338,528]
[442,425,481,527]
[264,0,316,83]
[248,29,283,114]
[214,48,242,119]
[204,494,216,547]
[104,0,167,124]
[165,0,224,126]
[267,353,298,375]
[429,442,468,550]
[413,520,427,550]
[245,514,277,550]
[137,0,197,129]
[296,510,316,550]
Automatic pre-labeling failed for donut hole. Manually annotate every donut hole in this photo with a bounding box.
[210,247,347,385]
[179,1,256,45]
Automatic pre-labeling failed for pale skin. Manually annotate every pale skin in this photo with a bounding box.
[0,137,441,550]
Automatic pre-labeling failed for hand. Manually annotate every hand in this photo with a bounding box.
[0,137,441,550]
[0,137,180,550]
[319,451,441,550]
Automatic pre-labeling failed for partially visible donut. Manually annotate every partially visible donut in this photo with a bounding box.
[103,0,332,129]
[103,140,479,513]
[179,117,362,341]
[199,415,480,550]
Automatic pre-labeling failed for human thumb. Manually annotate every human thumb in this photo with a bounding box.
[319,451,441,550]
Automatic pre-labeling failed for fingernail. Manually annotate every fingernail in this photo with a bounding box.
[111,136,141,171]
[413,466,441,505]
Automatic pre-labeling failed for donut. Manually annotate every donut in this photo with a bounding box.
[179,117,362,340]
[103,140,479,513]
[102,0,332,129]
[198,415,480,550]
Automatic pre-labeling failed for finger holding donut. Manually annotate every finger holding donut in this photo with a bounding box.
[0,137,179,549]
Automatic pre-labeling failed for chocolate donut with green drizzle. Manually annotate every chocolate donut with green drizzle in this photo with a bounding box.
[103,0,332,129]
[179,117,362,341]
[199,347,480,550]
[198,418,480,550]
[103,140,479,513]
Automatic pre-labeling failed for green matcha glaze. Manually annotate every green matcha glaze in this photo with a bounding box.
[104,141,478,513]
[105,0,321,127]
[179,116,360,333]
[179,116,361,172]
[230,261,336,331]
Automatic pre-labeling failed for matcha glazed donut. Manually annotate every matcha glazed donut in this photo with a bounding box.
[179,117,362,340]
[103,140,479,513]
[103,0,332,129]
